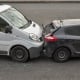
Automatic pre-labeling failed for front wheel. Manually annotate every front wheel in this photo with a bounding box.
[10,46,29,62]
[53,48,71,63]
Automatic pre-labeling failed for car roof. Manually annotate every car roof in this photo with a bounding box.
[0,5,11,13]
[52,19,80,27]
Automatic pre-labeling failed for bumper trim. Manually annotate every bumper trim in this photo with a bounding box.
[29,43,44,58]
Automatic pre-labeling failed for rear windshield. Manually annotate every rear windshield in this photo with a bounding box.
[45,22,59,34]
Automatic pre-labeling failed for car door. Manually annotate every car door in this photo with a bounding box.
[64,25,80,54]
[0,17,16,55]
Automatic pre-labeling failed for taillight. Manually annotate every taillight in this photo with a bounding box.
[44,35,58,42]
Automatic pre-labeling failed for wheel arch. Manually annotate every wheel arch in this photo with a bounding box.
[52,46,72,57]
[9,44,30,58]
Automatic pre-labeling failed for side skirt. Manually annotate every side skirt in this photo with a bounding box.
[0,51,8,55]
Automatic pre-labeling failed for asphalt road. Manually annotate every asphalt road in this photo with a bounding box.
[0,56,80,80]
[4,3,80,25]
[0,3,80,80]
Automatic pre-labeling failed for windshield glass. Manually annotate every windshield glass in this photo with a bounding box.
[1,8,29,28]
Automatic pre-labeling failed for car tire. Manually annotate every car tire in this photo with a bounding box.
[10,46,29,62]
[53,48,70,63]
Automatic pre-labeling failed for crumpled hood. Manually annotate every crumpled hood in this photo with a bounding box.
[23,21,42,38]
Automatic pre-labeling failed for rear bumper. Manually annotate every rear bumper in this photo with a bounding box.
[44,42,56,57]
[29,42,44,58]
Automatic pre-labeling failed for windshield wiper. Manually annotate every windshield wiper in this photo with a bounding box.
[19,20,32,29]
[19,23,27,29]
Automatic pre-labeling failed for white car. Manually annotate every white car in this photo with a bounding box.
[0,5,43,62]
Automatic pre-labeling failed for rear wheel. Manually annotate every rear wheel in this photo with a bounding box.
[10,46,29,62]
[53,48,70,63]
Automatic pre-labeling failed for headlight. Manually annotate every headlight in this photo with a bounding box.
[29,33,40,41]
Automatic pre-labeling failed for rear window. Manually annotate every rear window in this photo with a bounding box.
[45,23,58,34]
[64,26,80,36]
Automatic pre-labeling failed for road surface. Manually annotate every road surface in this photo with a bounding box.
[0,56,80,80]
[4,3,80,25]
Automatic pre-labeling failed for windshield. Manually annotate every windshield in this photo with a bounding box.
[1,8,29,28]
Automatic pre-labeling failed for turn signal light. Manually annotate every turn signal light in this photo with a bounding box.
[44,35,58,42]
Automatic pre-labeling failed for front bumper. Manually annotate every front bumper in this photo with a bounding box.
[29,42,44,59]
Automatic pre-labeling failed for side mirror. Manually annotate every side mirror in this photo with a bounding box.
[5,25,12,33]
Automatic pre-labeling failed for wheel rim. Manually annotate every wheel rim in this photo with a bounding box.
[58,51,66,59]
[15,50,24,59]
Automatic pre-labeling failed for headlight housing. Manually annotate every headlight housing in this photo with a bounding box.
[29,33,40,41]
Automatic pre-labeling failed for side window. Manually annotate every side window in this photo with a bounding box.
[0,17,9,32]
[64,26,80,36]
